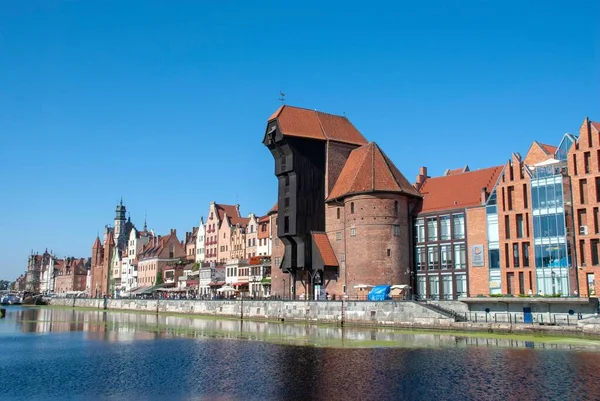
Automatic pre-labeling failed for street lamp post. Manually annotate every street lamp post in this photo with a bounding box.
[551,270,556,295]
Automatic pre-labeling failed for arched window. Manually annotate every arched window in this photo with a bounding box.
[337,208,340,219]
[350,202,355,214]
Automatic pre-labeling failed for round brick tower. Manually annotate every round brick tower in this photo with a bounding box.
[343,194,413,297]
[325,142,422,298]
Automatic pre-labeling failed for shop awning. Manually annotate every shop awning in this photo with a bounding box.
[208,281,226,286]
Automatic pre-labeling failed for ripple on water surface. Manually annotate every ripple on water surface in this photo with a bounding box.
[1,306,599,401]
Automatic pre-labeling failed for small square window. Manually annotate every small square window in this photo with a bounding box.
[387,249,391,257]
[350,227,356,237]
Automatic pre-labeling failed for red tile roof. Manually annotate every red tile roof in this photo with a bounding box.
[230,216,250,227]
[258,215,270,223]
[267,203,278,215]
[327,142,421,201]
[311,232,338,267]
[592,121,600,131]
[215,204,240,222]
[538,142,558,155]
[92,236,102,249]
[106,232,115,246]
[268,105,368,146]
[418,165,503,213]
[445,166,470,175]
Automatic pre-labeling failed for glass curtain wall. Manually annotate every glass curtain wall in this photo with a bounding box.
[486,188,501,294]
[531,164,571,295]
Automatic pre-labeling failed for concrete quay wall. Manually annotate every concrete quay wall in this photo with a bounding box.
[48,298,453,327]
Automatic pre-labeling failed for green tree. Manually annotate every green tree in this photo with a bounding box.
[155,268,163,285]
[192,262,200,272]
[0,280,10,290]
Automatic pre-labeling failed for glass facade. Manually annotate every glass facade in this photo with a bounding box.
[530,163,571,295]
[485,188,502,294]
[414,213,467,299]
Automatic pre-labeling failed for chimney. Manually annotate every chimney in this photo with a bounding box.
[414,166,429,191]
[481,187,488,204]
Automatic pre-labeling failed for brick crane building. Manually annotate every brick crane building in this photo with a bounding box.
[263,105,419,299]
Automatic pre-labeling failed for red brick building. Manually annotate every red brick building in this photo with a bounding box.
[262,107,600,300]
[263,105,420,299]
[413,165,503,299]
[569,118,600,297]
[53,257,88,294]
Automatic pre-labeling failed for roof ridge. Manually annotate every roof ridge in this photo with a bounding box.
[350,144,371,193]
[374,143,399,191]
[371,143,375,191]
[376,143,413,193]
[315,111,328,140]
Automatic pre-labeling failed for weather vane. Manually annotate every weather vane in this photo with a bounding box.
[279,91,285,105]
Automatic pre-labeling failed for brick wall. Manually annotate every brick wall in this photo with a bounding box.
[497,154,536,294]
[333,194,413,298]
[269,212,287,296]
[570,118,600,296]
[325,141,356,199]
[466,207,489,296]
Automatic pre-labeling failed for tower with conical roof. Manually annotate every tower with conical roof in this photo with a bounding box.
[114,198,127,249]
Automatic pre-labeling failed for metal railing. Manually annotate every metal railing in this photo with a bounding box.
[459,311,583,326]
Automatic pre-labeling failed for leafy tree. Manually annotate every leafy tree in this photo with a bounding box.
[155,268,163,285]
[0,280,10,290]
[192,262,200,272]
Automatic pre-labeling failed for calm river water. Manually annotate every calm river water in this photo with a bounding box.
[2,306,600,401]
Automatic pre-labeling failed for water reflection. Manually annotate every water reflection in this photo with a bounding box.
[2,307,600,400]
[9,307,600,351]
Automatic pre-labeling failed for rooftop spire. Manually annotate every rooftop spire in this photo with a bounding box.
[144,212,147,231]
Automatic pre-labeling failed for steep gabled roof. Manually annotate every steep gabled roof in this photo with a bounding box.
[418,165,503,213]
[267,203,278,215]
[327,142,421,201]
[538,142,558,156]
[592,121,600,131]
[215,204,240,222]
[311,232,338,267]
[231,217,250,228]
[106,232,115,246]
[268,105,368,146]
[92,236,102,249]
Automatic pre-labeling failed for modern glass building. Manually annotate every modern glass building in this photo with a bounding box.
[529,134,577,295]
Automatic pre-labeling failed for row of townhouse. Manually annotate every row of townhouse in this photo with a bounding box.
[85,199,280,298]
[262,104,600,301]
[22,249,88,295]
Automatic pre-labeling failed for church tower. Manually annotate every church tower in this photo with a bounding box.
[114,199,127,249]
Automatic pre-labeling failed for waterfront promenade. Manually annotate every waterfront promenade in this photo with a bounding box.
[47,298,600,339]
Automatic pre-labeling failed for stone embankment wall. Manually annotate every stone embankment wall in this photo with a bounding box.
[48,298,453,327]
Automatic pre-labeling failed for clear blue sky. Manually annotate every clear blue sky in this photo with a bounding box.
[1,1,598,280]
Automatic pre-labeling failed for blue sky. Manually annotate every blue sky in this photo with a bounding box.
[1,1,598,279]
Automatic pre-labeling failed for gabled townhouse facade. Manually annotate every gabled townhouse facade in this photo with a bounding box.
[185,227,198,261]
[205,202,241,263]
[257,214,272,256]
[54,257,88,294]
[569,119,600,297]
[245,213,258,259]
[137,229,186,288]
[195,218,206,263]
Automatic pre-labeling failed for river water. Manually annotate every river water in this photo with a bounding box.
[2,306,600,401]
